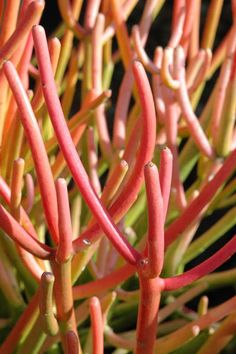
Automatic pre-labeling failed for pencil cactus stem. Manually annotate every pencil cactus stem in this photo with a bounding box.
[39,272,59,336]
[84,0,101,31]
[10,158,25,220]
[32,25,140,265]
[135,277,163,354]
[164,236,236,291]
[144,162,164,277]
[65,330,80,354]
[0,204,52,259]
[3,60,59,245]
[168,2,185,49]
[87,127,101,196]
[89,297,104,354]
[159,147,173,220]
[73,59,156,252]
[132,25,159,75]
[57,0,87,39]
[56,179,73,264]
[173,46,215,159]
[161,47,180,90]
[101,159,128,206]
[165,148,236,246]
[24,173,35,213]
[0,0,21,47]
[201,0,224,49]
[0,0,45,67]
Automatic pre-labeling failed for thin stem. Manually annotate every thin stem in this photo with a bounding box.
[155,296,236,354]
[39,272,59,336]
[173,46,215,159]
[201,0,224,49]
[73,59,156,253]
[55,179,73,263]
[73,263,135,300]
[0,291,39,354]
[164,235,236,291]
[144,162,164,277]
[89,297,104,354]
[159,147,173,219]
[33,25,145,265]
[57,0,87,39]
[165,148,236,246]
[0,0,45,66]
[3,61,59,244]
[0,204,51,259]
[87,127,101,195]
[92,13,113,161]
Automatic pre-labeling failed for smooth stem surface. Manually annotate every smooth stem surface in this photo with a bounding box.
[33,25,140,265]
[3,61,59,244]
[89,297,104,354]
[144,162,164,277]
[135,276,163,354]
[52,260,79,351]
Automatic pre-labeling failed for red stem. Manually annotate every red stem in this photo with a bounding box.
[165,148,236,246]
[3,61,59,244]
[32,25,140,265]
[73,264,135,299]
[0,204,52,259]
[56,179,73,263]
[89,297,104,354]
[0,291,39,354]
[164,236,236,291]
[135,277,163,354]
[73,59,156,252]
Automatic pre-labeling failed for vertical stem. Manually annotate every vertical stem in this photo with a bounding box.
[135,276,163,354]
[52,260,80,352]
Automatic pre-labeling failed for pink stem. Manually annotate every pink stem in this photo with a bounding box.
[87,127,101,195]
[92,13,113,161]
[179,0,195,54]
[174,46,215,159]
[165,148,236,246]
[3,61,59,244]
[159,147,173,220]
[32,25,140,265]
[164,236,236,291]
[89,297,104,354]
[73,58,156,252]
[152,47,166,124]
[112,68,133,151]
[0,204,51,259]
[0,176,37,239]
[56,179,73,263]
[168,0,185,48]
[144,162,164,277]
[24,173,35,213]
[84,0,101,30]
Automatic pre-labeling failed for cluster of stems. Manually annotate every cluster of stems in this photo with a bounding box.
[0,1,236,353]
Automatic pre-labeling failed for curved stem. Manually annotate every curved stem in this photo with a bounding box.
[3,60,59,244]
[164,235,236,291]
